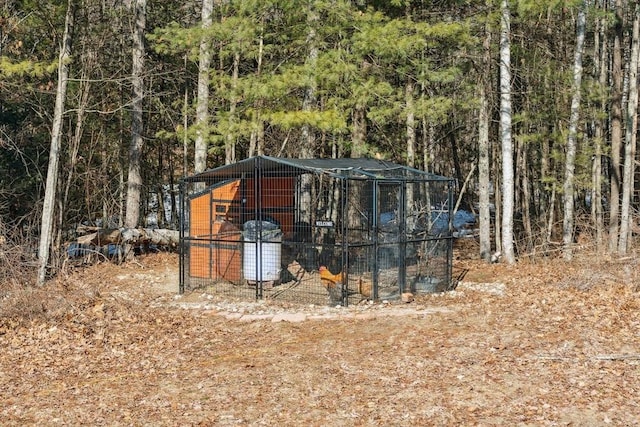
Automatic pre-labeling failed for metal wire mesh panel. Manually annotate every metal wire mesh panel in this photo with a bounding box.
[180,156,455,306]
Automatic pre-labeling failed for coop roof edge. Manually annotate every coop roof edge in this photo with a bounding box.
[181,155,453,183]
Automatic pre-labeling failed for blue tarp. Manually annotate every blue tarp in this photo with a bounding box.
[380,209,476,236]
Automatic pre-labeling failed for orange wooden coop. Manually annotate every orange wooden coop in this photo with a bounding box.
[186,176,295,284]
[180,155,456,306]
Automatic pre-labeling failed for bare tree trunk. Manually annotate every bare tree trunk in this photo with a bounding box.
[493,138,502,254]
[124,0,146,229]
[478,19,492,262]
[499,0,515,264]
[348,106,367,231]
[249,23,264,158]
[519,141,533,252]
[609,0,624,253]
[592,144,604,248]
[406,79,416,169]
[156,148,166,228]
[225,51,239,165]
[351,106,367,157]
[546,183,556,245]
[540,122,550,216]
[619,3,640,253]
[351,59,368,160]
[194,0,213,174]
[405,78,416,208]
[300,2,318,223]
[301,4,318,160]
[183,69,188,176]
[562,2,586,261]
[37,0,75,285]
[593,5,607,251]
[478,85,491,262]
[422,118,435,174]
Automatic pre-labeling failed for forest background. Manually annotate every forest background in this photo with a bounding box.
[1,0,638,283]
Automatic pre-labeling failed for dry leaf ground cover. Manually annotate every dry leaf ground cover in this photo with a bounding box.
[1,250,640,426]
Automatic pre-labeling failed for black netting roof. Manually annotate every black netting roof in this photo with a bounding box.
[183,155,452,183]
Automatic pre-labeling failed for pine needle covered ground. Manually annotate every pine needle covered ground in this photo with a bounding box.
[1,251,639,425]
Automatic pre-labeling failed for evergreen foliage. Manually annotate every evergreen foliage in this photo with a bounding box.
[1,0,638,262]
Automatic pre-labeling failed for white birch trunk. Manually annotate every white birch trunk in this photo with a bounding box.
[37,0,74,285]
[499,0,515,264]
[478,23,491,262]
[562,3,586,260]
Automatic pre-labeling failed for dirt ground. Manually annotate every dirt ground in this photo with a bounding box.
[2,246,640,426]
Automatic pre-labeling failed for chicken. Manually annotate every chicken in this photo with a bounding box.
[320,266,374,301]
[318,265,346,289]
[357,276,372,298]
[319,265,345,305]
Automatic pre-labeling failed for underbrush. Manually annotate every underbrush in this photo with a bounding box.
[0,236,102,329]
[0,242,168,334]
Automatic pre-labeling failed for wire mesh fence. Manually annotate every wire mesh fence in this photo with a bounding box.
[180,156,455,306]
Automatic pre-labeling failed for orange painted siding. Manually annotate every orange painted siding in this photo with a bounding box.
[189,177,294,283]
[244,177,295,235]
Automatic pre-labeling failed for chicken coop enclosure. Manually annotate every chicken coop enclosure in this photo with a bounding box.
[179,155,456,306]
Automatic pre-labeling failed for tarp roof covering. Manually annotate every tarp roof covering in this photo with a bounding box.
[183,155,452,184]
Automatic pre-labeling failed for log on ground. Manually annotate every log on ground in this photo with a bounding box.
[76,228,179,247]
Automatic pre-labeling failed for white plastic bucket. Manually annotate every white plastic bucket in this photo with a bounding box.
[242,220,282,282]
[243,236,282,281]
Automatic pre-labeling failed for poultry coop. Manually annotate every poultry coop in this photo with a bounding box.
[179,155,456,306]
